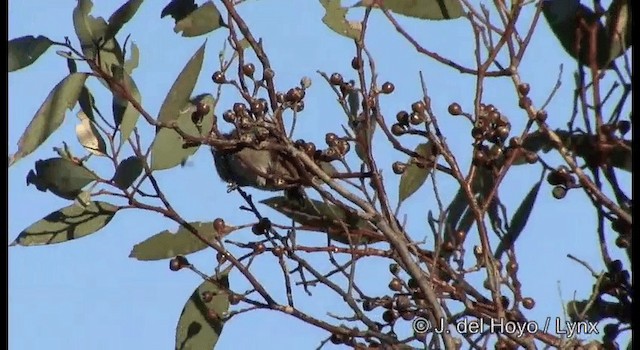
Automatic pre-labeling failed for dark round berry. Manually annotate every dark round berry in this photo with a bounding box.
[382,309,397,323]
[233,102,247,115]
[547,171,564,186]
[330,73,344,86]
[250,99,266,115]
[293,101,305,112]
[222,110,236,123]
[212,71,226,84]
[272,246,284,257]
[524,151,539,164]
[518,97,532,109]
[522,297,535,309]
[411,101,426,114]
[335,139,351,155]
[392,161,407,175]
[169,255,189,271]
[389,263,400,275]
[448,102,462,115]
[263,68,275,80]
[381,82,395,94]
[617,120,630,135]
[396,111,409,124]
[400,310,415,321]
[517,83,530,96]
[254,243,266,254]
[409,112,425,125]
[536,110,548,122]
[325,133,339,146]
[615,235,629,248]
[506,261,518,274]
[391,123,406,136]
[216,251,227,264]
[213,218,226,233]
[201,291,214,303]
[351,57,362,70]
[285,87,305,103]
[552,186,567,199]
[509,136,522,148]
[242,63,255,77]
[196,101,211,117]
[388,278,403,292]
[407,278,418,290]
[363,299,375,311]
[228,293,242,305]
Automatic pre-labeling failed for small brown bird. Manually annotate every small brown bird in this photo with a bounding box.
[211,130,310,204]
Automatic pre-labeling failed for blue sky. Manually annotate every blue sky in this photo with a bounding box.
[8,1,631,349]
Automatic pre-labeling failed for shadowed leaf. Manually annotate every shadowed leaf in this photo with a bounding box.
[320,0,361,39]
[174,1,225,37]
[494,172,544,259]
[605,0,632,65]
[123,41,140,74]
[151,94,216,171]
[75,111,108,156]
[8,35,53,72]
[162,0,197,21]
[520,129,631,172]
[354,0,464,20]
[399,142,433,203]
[175,271,230,350]
[103,0,144,42]
[261,196,382,244]
[129,221,220,261]
[542,0,612,69]
[78,86,97,122]
[26,157,98,200]
[9,73,89,166]
[112,156,144,190]
[566,299,628,323]
[10,201,119,246]
[111,72,142,145]
[157,42,207,128]
[73,0,124,78]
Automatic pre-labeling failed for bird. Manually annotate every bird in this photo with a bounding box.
[211,129,309,204]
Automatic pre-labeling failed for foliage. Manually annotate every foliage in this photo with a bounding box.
[9,0,632,349]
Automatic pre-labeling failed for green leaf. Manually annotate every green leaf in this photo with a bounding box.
[103,0,144,42]
[151,94,216,171]
[129,221,220,261]
[157,42,207,128]
[398,142,433,203]
[73,0,125,78]
[9,73,89,167]
[174,1,226,37]
[175,272,230,350]
[112,156,144,190]
[320,0,361,40]
[75,111,108,156]
[354,0,464,20]
[494,173,544,259]
[26,157,98,200]
[112,72,142,145]
[10,201,119,246]
[605,0,632,65]
[8,35,53,72]
[123,41,140,74]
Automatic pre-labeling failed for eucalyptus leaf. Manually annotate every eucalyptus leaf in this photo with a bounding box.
[174,1,226,37]
[73,0,125,77]
[75,111,108,156]
[354,0,464,20]
[129,221,220,261]
[494,173,544,259]
[112,72,142,145]
[320,0,361,40]
[26,157,98,200]
[157,42,207,128]
[398,142,433,203]
[123,42,140,74]
[10,73,89,167]
[112,156,144,190]
[161,0,198,22]
[175,272,230,350]
[103,0,144,42]
[10,201,119,246]
[151,94,216,171]
[8,35,53,72]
